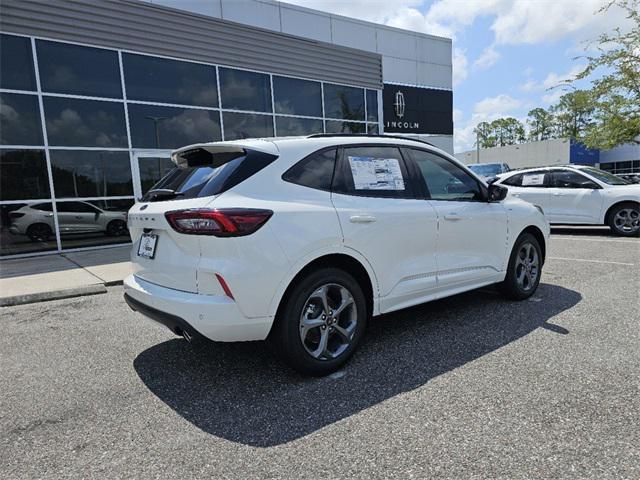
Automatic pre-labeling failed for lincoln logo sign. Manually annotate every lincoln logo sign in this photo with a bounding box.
[382,83,453,135]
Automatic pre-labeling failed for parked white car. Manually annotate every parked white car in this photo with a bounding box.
[494,165,640,236]
[467,162,511,180]
[124,135,549,375]
[9,201,128,241]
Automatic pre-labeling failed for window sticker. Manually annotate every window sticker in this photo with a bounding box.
[348,156,405,190]
[522,173,545,186]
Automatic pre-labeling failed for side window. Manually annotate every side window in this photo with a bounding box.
[405,148,483,201]
[282,148,336,191]
[520,171,549,188]
[551,170,598,188]
[333,146,413,199]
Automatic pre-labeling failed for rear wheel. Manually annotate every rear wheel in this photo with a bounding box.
[271,267,367,376]
[106,219,127,236]
[26,223,52,242]
[501,233,542,300]
[608,202,640,237]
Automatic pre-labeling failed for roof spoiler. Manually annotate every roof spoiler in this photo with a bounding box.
[171,141,279,168]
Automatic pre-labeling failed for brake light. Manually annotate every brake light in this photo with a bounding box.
[165,208,273,236]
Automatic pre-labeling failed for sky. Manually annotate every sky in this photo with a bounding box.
[285,0,630,152]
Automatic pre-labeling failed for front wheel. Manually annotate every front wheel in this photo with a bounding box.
[270,267,368,376]
[501,233,543,300]
[608,202,640,237]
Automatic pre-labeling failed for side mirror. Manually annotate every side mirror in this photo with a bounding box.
[488,183,508,202]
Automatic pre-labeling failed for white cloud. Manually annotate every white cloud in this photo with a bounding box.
[542,64,585,89]
[541,89,565,105]
[452,48,468,86]
[473,45,501,70]
[519,79,538,92]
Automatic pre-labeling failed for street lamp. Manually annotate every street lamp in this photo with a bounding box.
[145,115,168,149]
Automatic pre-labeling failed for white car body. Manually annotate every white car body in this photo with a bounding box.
[124,136,549,347]
[9,201,128,239]
[494,165,640,225]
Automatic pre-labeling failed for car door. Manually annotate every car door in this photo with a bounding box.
[501,170,551,211]
[403,148,508,292]
[331,145,440,313]
[546,169,604,223]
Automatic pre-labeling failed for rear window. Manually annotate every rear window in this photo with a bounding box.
[282,148,336,191]
[143,149,278,201]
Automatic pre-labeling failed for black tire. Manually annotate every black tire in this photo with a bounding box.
[26,223,52,242]
[500,232,543,300]
[607,201,640,237]
[106,219,127,236]
[270,267,368,376]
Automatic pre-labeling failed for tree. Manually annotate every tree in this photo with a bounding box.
[568,0,640,148]
[527,108,553,141]
[490,117,526,146]
[473,121,496,148]
[549,90,595,139]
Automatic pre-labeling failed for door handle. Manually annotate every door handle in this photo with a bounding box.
[553,192,566,196]
[444,213,462,221]
[349,215,376,224]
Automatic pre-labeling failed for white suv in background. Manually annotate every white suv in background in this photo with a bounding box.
[494,165,640,236]
[124,135,549,375]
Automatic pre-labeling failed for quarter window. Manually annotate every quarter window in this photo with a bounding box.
[283,148,336,191]
[333,146,413,199]
[405,148,483,201]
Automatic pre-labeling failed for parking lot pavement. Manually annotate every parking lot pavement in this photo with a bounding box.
[1,231,638,479]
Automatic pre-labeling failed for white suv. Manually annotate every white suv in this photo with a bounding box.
[124,135,549,375]
[494,165,640,236]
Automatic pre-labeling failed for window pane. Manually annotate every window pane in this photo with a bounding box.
[551,170,598,188]
[219,68,272,112]
[323,84,365,120]
[36,40,122,98]
[57,198,133,250]
[273,76,321,117]
[325,120,366,134]
[128,104,221,149]
[50,150,133,198]
[0,34,36,91]
[222,112,273,140]
[0,149,50,200]
[334,146,412,198]
[275,116,323,136]
[283,148,336,191]
[406,149,482,201]
[366,89,378,122]
[138,156,175,194]
[1,202,58,256]
[367,123,379,134]
[44,97,127,147]
[123,53,218,107]
[0,93,43,145]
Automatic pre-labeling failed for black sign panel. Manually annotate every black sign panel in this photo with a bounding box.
[383,84,453,135]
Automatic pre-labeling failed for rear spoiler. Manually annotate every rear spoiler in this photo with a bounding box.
[171,141,279,168]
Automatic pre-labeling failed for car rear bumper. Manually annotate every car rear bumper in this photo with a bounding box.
[123,274,273,342]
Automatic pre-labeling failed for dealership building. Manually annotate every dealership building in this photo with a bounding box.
[0,0,453,257]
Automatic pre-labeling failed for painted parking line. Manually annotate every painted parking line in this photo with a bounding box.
[550,236,639,244]
[548,256,635,266]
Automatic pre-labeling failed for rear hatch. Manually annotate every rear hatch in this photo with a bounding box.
[128,142,279,293]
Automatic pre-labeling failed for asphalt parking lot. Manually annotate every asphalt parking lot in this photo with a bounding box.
[1,228,638,479]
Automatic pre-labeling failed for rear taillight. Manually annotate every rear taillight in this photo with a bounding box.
[165,208,273,237]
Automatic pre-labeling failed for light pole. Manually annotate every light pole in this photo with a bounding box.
[476,130,480,164]
[145,115,168,149]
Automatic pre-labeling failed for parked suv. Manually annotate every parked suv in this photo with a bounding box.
[494,165,640,236]
[467,162,510,180]
[124,135,549,375]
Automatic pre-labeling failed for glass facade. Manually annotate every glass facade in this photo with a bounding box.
[0,33,381,257]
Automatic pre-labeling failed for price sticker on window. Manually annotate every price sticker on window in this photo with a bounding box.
[522,173,545,186]
[348,156,405,190]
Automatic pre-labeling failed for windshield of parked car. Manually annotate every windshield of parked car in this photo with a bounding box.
[579,167,630,185]
[468,164,504,177]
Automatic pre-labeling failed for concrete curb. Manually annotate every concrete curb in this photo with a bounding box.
[0,284,108,307]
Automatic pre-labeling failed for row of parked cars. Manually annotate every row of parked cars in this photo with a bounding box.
[469,162,639,237]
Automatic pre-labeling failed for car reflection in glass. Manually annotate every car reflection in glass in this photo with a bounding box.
[8,201,128,242]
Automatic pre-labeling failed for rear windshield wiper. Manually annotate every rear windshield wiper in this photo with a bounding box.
[144,188,185,202]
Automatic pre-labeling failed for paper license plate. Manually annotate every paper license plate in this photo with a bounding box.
[137,233,158,259]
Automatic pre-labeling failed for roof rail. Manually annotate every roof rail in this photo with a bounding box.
[307,133,436,148]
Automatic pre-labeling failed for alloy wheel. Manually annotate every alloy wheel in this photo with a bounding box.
[515,242,539,292]
[299,283,357,360]
[613,208,640,234]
